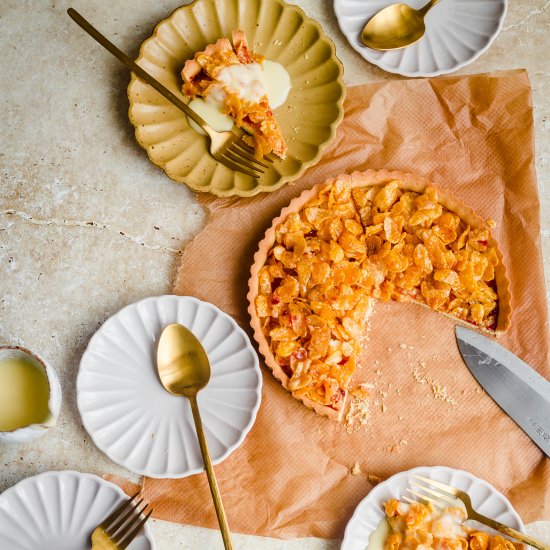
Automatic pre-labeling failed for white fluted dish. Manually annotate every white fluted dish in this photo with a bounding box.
[333,0,507,77]
[0,471,154,549]
[77,295,262,478]
[341,465,523,550]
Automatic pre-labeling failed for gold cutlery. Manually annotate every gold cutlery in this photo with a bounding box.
[67,7,270,178]
[157,323,234,550]
[361,0,440,50]
[91,493,153,550]
[406,475,550,550]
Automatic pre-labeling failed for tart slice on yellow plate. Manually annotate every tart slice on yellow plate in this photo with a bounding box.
[247,170,511,420]
[182,30,287,159]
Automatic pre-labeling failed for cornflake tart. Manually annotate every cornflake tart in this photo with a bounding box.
[182,30,287,159]
[247,170,511,420]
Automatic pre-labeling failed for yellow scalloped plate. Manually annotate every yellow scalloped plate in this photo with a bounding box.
[127,0,345,197]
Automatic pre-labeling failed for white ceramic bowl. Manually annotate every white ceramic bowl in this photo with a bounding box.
[341,465,524,550]
[0,346,62,443]
[333,0,508,77]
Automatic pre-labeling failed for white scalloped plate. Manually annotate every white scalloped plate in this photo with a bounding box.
[0,471,154,549]
[333,0,507,77]
[341,466,524,550]
[77,295,262,478]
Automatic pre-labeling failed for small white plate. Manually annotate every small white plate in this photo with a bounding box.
[341,465,524,550]
[77,295,262,478]
[0,470,154,550]
[333,0,507,77]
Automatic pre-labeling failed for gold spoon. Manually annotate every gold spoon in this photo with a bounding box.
[361,0,440,50]
[157,323,234,550]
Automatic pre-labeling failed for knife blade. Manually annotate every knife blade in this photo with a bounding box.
[455,325,550,457]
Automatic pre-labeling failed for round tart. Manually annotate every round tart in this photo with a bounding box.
[247,170,511,420]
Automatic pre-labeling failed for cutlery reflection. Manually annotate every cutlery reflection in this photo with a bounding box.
[91,493,152,550]
[361,0,441,50]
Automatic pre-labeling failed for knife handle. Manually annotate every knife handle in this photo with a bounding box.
[472,511,550,550]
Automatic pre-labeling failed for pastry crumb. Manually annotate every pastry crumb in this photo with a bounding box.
[368,474,382,486]
[350,463,383,486]
[412,363,457,406]
[343,385,372,433]
[384,439,409,453]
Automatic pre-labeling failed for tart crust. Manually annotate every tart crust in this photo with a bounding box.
[247,170,512,420]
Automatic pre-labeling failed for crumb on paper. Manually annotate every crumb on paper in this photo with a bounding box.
[368,474,382,486]
[412,363,457,406]
[384,439,409,454]
[487,218,496,229]
[343,385,372,433]
[349,463,383,486]
[273,39,282,46]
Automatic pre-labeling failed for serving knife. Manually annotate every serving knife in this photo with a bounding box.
[455,326,550,458]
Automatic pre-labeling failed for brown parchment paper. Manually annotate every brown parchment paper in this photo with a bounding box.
[141,69,550,539]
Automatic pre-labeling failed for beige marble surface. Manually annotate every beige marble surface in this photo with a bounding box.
[0,0,548,548]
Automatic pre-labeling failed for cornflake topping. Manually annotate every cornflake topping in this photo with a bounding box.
[255,179,501,417]
[255,179,375,411]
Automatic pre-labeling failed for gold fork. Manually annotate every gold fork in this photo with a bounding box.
[91,493,153,550]
[67,8,272,178]
[406,475,550,550]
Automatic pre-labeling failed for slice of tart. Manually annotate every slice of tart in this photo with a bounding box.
[182,30,287,159]
[348,170,510,333]
[383,499,521,550]
[249,176,375,419]
[247,170,511,420]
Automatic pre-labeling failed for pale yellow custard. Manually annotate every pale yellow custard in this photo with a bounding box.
[0,356,50,431]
